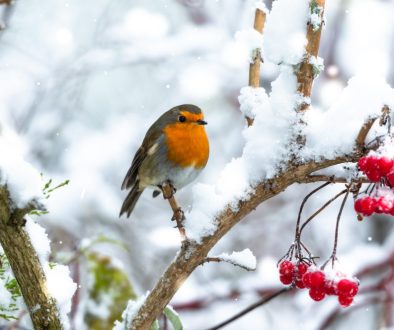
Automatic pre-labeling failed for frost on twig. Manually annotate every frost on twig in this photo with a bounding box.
[202,249,257,271]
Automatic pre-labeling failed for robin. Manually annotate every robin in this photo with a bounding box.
[119,104,209,218]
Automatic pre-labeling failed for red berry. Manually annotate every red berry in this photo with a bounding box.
[279,260,294,276]
[376,196,393,214]
[324,280,337,295]
[365,170,381,182]
[358,157,369,171]
[356,197,376,216]
[338,294,353,307]
[309,271,326,288]
[295,262,308,284]
[309,287,326,301]
[378,156,394,175]
[302,272,312,288]
[280,274,293,285]
[354,198,364,213]
[387,170,394,187]
[295,280,305,289]
[337,279,358,297]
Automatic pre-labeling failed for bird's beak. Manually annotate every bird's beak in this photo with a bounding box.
[197,119,207,125]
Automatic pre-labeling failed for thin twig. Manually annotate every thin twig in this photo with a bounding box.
[356,117,378,149]
[295,182,331,241]
[299,189,347,234]
[321,188,350,269]
[246,7,266,126]
[204,287,292,330]
[201,257,256,271]
[296,0,326,111]
[161,182,187,240]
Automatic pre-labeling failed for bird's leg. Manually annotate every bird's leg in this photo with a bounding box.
[161,181,187,241]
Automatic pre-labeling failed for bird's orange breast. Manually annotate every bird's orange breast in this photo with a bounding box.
[164,122,209,169]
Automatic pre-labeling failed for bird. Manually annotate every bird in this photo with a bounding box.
[119,104,209,218]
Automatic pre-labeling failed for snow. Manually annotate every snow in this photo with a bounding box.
[185,65,300,243]
[263,0,309,65]
[254,1,268,14]
[0,0,393,329]
[113,292,149,330]
[309,3,324,32]
[302,74,394,160]
[234,28,264,63]
[25,218,76,329]
[238,86,268,119]
[108,8,169,41]
[45,264,77,327]
[0,132,43,209]
[309,56,324,77]
[217,248,257,270]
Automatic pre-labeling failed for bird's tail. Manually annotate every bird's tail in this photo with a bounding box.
[119,182,143,218]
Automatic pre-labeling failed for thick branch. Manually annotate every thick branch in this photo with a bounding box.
[0,187,62,329]
[296,0,326,111]
[301,175,370,184]
[130,149,365,329]
[246,8,266,126]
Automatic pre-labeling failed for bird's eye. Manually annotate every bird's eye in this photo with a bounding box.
[178,115,186,123]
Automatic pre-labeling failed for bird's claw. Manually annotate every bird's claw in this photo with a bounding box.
[171,208,185,222]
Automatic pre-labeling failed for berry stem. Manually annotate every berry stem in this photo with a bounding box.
[322,188,350,269]
[299,189,348,234]
[295,182,331,242]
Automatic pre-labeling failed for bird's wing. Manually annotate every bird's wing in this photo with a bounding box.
[121,127,163,190]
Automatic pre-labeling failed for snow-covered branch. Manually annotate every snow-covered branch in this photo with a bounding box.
[0,134,75,329]
[202,249,257,272]
[0,186,63,329]
[127,0,394,328]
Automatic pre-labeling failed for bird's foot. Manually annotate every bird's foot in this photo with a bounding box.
[171,207,185,222]
[171,207,187,241]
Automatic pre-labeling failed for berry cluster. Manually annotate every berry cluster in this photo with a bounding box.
[358,155,394,183]
[355,153,394,217]
[278,261,359,307]
[354,193,394,216]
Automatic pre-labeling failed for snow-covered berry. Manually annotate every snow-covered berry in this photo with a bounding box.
[309,287,325,301]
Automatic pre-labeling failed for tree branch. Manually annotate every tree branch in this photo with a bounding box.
[0,187,62,329]
[246,7,266,126]
[296,0,326,111]
[300,175,370,184]
[130,149,367,329]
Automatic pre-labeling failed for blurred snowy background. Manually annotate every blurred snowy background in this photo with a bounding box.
[0,0,394,329]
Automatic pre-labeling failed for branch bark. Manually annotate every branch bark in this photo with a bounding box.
[301,175,370,184]
[0,187,62,329]
[246,7,266,126]
[296,0,326,111]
